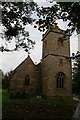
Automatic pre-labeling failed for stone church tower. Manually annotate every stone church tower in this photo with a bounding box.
[10,25,72,98]
[41,25,72,97]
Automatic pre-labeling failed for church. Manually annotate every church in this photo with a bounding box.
[9,25,72,98]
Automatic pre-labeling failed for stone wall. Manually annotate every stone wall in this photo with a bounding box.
[10,56,39,96]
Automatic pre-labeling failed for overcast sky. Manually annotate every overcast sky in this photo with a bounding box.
[0,1,78,73]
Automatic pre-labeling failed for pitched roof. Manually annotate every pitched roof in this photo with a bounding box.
[13,55,35,72]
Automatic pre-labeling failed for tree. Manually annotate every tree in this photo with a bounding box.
[0,1,80,52]
[0,69,4,80]
[57,2,80,34]
[0,1,37,52]
[72,52,80,95]
[36,2,80,33]
[2,71,13,89]
[0,69,4,88]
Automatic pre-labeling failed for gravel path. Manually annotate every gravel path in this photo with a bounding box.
[72,102,80,120]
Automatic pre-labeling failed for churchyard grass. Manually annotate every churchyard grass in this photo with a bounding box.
[2,89,78,119]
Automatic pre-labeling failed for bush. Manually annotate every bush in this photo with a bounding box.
[9,91,30,99]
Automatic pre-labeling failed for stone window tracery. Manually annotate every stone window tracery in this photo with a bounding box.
[56,72,65,88]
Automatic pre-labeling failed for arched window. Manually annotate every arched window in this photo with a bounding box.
[24,74,30,86]
[56,72,65,88]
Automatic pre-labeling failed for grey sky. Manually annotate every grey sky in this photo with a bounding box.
[78,34,80,51]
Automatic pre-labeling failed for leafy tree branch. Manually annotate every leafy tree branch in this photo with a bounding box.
[0,1,80,52]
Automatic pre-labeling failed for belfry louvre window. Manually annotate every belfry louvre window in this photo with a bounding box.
[59,58,63,66]
[24,74,30,86]
[58,38,63,47]
[56,72,65,88]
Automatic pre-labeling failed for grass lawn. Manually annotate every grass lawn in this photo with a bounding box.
[2,89,78,120]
